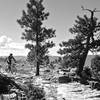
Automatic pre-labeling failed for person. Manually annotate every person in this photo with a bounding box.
[6,53,16,73]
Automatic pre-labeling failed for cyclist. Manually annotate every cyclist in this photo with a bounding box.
[6,53,16,73]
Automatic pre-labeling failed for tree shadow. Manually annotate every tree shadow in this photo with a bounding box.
[71,90,82,92]
[88,95,100,98]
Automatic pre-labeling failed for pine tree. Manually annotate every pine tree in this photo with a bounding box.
[58,8,100,76]
[17,0,56,76]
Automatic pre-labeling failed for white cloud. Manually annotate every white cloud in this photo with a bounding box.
[0,35,29,56]
[0,35,60,56]
[0,49,29,56]
[8,42,25,50]
[0,35,12,47]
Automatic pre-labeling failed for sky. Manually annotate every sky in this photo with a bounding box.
[0,0,100,56]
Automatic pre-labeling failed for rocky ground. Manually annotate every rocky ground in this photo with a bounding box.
[57,82,100,100]
[1,66,100,100]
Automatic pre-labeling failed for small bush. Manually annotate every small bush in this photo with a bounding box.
[78,66,91,85]
[26,84,45,100]
[81,66,92,79]
[90,81,100,90]
[58,76,71,83]
[91,55,100,80]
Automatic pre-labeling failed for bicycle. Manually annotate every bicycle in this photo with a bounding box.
[11,63,17,74]
[5,63,17,74]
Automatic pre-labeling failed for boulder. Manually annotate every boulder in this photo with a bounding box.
[90,81,100,90]
[58,76,71,83]
[79,78,89,85]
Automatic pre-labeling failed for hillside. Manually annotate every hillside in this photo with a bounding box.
[49,56,59,62]
[49,54,98,67]
[0,55,98,67]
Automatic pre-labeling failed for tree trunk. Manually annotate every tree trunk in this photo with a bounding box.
[36,62,39,76]
[77,49,89,76]
[77,35,90,76]
[36,11,40,76]
[35,31,40,76]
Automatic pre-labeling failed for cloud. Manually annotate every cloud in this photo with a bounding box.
[0,35,12,47]
[0,35,60,56]
[0,48,29,56]
[8,42,26,50]
[0,35,29,56]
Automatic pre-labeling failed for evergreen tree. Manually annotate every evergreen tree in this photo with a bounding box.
[17,0,56,76]
[58,8,100,76]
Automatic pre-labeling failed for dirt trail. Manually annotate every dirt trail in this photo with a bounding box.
[57,82,100,100]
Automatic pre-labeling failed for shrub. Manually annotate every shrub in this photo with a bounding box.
[91,55,100,79]
[26,84,45,100]
[58,76,72,83]
[82,66,92,79]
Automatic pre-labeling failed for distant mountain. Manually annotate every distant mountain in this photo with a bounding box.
[0,56,27,62]
[14,56,27,61]
[49,56,59,62]
[49,54,98,67]
[0,55,98,67]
